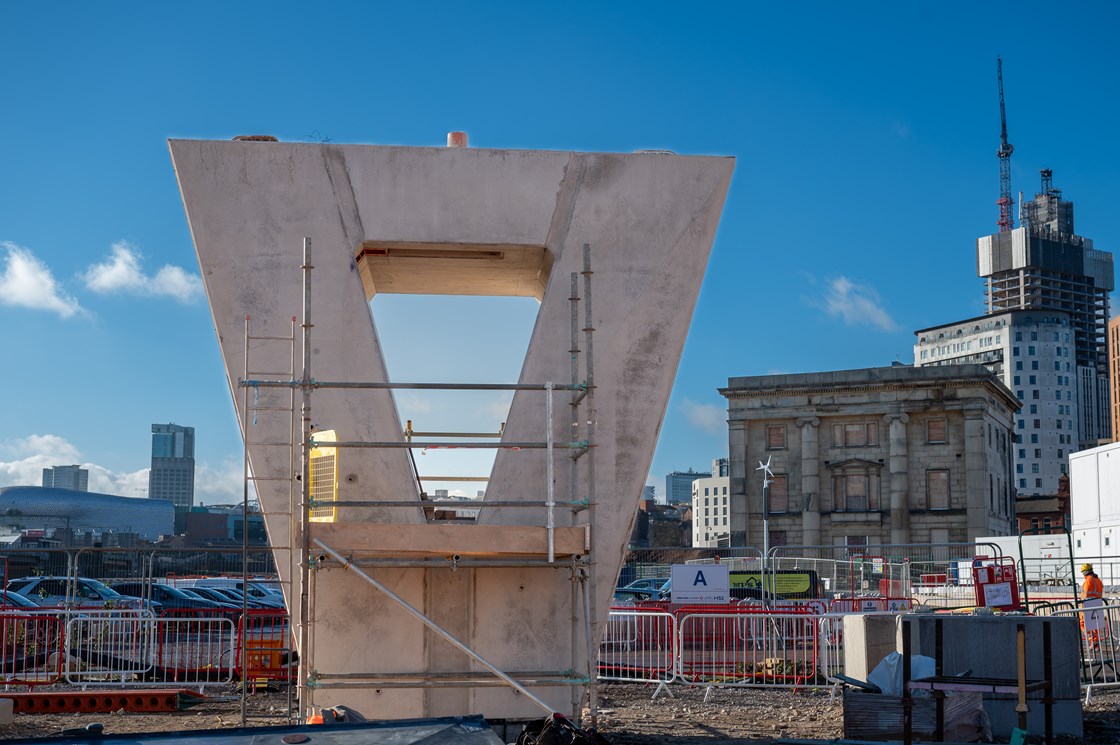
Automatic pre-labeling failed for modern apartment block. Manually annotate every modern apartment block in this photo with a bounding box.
[691,474,730,547]
[41,464,89,492]
[664,468,710,505]
[915,310,1077,495]
[148,423,195,508]
[976,170,1112,449]
[720,365,1019,549]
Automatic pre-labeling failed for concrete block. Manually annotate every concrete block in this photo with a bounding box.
[902,614,1082,739]
[843,614,898,683]
[0,697,11,726]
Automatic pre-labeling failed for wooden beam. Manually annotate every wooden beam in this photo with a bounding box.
[306,523,586,558]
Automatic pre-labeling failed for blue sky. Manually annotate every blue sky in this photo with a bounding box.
[2,3,1118,504]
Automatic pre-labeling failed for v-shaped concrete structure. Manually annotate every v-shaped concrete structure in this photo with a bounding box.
[170,139,733,720]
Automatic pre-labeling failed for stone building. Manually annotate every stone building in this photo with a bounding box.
[719,364,1020,549]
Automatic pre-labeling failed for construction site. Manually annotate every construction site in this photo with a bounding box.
[0,54,1117,745]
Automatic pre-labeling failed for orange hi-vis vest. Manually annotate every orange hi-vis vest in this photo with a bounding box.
[1084,574,1104,600]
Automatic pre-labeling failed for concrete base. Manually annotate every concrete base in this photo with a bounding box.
[842,614,898,683]
[0,697,12,726]
[902,614,1083,739]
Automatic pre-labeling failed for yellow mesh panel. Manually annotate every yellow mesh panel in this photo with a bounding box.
[309,430,339,523]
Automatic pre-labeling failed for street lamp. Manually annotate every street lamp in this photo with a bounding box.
[756,455,773,589]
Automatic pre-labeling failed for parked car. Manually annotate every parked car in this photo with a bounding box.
[622,577,669,592]
[188,586,276,609]
[5,577,160,613]
[0,589,44,610]
[172,578,286,607]
[108,582,236,615]
[612,587,658,604]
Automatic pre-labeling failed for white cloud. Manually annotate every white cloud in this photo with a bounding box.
[395,392,434,415]
[0,434,147,497]
[0,242,84,318]
[476,393,514,426]
[822,276,897,332]
[680,399,727,435]
[194,460,246,506]
[82,241,203,302]
[14,434,81,461]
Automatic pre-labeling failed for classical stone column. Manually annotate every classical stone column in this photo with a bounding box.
[796,417,821,547]
[728,418,749,547]
[884,413,910,545]
[963,408,989,541]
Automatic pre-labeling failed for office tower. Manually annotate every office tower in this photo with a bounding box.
[665,468,710,506]
[41,465,89,491]
[148,423,195,508]
[711,458,729,477]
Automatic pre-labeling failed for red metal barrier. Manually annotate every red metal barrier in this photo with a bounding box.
[829,597,914,613]
[0,612,64,687]
[676,606,820,687]
[236,610,293,682]
[4,688,207,713]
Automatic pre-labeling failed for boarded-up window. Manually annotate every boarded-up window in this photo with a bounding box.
[928,469,949,509]
[833,468,880,511]
[768,475,788,513]
[927,418,947,444]
[767,425,786,450]
[832,422,879,447]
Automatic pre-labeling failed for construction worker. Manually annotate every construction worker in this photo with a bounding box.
[1080,563,1105,649]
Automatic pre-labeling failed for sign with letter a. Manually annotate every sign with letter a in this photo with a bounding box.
[670,564,730,604]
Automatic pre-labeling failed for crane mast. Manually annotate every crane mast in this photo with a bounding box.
[996,56,1015,232]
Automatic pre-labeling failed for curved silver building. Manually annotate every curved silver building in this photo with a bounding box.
[0,486,174,541]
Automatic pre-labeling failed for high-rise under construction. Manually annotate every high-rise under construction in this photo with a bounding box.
[976,170,1114,448]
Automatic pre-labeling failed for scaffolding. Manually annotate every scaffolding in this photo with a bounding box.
[239,238,600,725]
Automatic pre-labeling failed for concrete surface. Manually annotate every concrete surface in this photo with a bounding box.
[169,139,733,719]
[842,613,898,684]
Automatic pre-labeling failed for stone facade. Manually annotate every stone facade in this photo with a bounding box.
[719,365,1020,549]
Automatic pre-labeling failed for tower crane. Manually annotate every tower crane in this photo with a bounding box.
[996,56,1015,232]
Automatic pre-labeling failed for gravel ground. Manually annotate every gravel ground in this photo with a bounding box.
[4,683,1120,743]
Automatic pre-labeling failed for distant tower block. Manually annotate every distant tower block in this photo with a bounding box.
[170,139,733,720]
[148,423,195,508]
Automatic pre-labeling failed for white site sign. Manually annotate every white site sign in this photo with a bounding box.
[670,564,730,604]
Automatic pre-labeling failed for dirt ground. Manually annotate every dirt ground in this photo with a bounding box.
[4,683,1120,743]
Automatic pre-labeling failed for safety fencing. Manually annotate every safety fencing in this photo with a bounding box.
[0,611,63,686]
[0,608,289,690]
[600,602,846,689]
[598,609,676,683]
[238,610,294,683]
[676,606,820,688]
[1052,601,1120,702]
